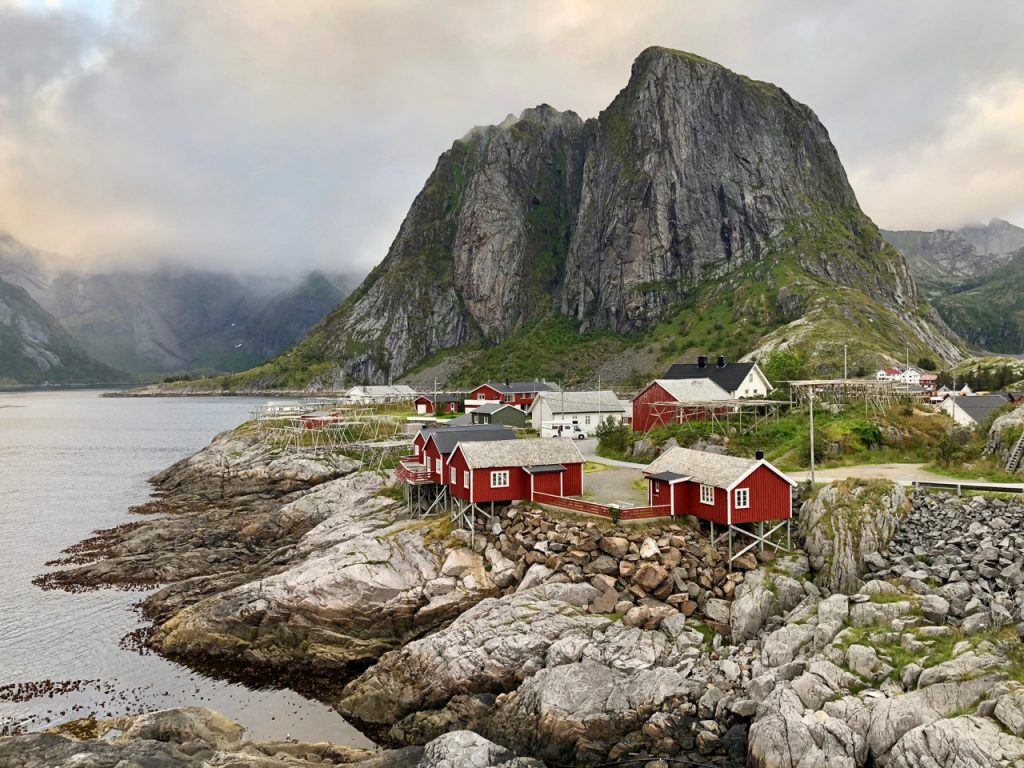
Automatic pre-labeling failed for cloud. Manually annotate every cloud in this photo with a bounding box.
[0,0,1021,274]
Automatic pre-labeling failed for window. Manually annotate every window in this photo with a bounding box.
[584,415,591,425]
[700,484,715,505]
[427,456,433,473]
[464,471,470,488]
[414,444,420,455]
[450,467,457,484]
[735,488,750,509]
[502,394,513,403]
[491,470,510,488]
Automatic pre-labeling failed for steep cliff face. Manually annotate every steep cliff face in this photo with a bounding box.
[237,47,961,387]
[885,219,1024,352]
[0,276,123,386]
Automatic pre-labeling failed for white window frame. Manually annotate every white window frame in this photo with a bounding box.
[463,471,470,488]
[735,487,750,509]
[450,467,457,484]
[584,415,591,425]
[414,443,420,455]
[700,484,715,505]
[426,456,432,473]
[491,470,510,488]
[502,393,513,403]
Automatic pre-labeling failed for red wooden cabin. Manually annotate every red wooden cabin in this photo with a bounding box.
[399,424,514,486]
[413,394,465,415]
[632,379,732,432]
[467,380,560,410]
[643,446,795,524]
[447,438,585,504]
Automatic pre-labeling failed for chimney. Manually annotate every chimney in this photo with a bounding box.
[717,356,727,367]
[755,450,765,460]
[697,356,709,368]
[504,378,509,387]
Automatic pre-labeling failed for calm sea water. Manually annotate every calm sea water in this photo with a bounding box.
[0,390,374,747]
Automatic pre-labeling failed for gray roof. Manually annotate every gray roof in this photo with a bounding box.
[456,438,585,470]
[644,447,793,489]
[523,464,566,474]
[664,361,759,393]
[347,384,417,397]
[648,379,732,402]
[949,395,1012,425]
[478,380,561,395]
[473,402,523,415]
[530,390,625,415]
[422,424,514,454]
[648,470,687,483]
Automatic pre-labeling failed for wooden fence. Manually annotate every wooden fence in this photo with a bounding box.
[531,492,672,521]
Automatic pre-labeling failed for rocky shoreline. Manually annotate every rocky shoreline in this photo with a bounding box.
[7,424,1024,766]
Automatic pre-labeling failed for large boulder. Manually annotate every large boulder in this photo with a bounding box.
[888,716,1024,768]
[800,480,907,594]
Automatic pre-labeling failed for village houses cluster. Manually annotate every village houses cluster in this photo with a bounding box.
[278,354,1019,565]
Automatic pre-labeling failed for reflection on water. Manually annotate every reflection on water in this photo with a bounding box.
[0,390,373,747]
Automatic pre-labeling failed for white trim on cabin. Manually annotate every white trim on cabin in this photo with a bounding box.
[491,470,510,488]
[700,484,715,505]
[726,459,798,491]
[735,488,750,509]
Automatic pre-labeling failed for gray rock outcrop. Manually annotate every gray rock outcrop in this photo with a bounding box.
[0,707,545,768]
[800,480,907,594]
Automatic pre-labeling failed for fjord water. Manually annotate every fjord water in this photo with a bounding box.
[0,390,373,747]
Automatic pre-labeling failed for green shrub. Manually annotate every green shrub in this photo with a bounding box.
[851,420,884,449]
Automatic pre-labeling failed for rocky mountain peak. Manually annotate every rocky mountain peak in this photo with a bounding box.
[226,49,961,388]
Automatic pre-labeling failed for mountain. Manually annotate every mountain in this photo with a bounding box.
[0,234,353,377]
[884,219,1024,352]
[0,276,123,386]
[199,47,963,390]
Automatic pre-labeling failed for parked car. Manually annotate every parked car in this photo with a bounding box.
[541,420,588,439]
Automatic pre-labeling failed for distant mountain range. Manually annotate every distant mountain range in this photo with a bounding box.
[0,232,355,381]
[883,219,1024,353]
[0,275,123,386]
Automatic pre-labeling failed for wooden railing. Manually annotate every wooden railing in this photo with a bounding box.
[531,492,671,521]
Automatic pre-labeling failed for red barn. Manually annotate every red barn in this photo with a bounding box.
[466,380,561,410]
[632,379,732,432]
[643,446,795,525]
[447,438,584,504]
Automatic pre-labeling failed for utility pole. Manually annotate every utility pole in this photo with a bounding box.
[808,387,816,485]
[597,374,602,426]
[843,345,848,381]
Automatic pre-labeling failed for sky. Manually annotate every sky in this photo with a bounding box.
[0,1,1022,275]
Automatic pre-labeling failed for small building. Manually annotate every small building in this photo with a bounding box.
[631,378,732,433]
[919,373,939,392]
[643,447,795,526]
[466,380,561,410]
[470,402,529,428]
[938,394,1012,429]
[528,390,625,431]
[663,357,772,399]
[413,393,465,415]
[447,438,585,505]
[346,384,418,404]
[405,424,515,485]
[900,368,923,386]
[876,368,903,382]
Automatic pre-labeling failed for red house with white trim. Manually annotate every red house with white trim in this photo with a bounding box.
[403,425,513,484]
[447,438,584,504]
[413,394,465,415]
[643,447,795,525]
[466,380,561,410]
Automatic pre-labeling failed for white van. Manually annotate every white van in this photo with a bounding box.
[541,421,588,439]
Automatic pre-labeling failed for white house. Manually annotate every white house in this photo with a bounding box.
[876,368,903,381]
[528,390,626,431]
[345,384,418,404]
[900,368,922,386]
[663,357,772,398]
[938,394,1010,429]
